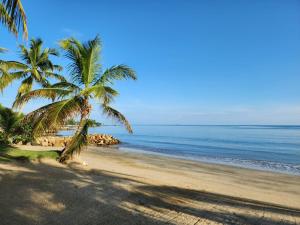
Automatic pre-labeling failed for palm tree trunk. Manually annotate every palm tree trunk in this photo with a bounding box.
[58,98,91,163]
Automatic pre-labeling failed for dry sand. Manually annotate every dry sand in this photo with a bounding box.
[0,146,300,225]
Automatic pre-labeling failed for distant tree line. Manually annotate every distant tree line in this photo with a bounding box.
[65,119,102,127]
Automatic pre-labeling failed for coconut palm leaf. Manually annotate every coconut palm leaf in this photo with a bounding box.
[29,97,83,137]
[1,0,27,38]
[3,60,27,70]
[91,85,119,105]
[0,2,17,36]
[13,88,74,109]
[51,81,81,93]
[0,66,24,92]
[45,72,67,82]
[53,65,63,71]
[0,38,63,104]
[16,75,32,97]
[81,36,101,85]
[60,36,101,86]
[102,105,133,133]
[98,64,137,84]
[60,38,84,85]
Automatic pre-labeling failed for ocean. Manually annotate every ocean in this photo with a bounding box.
[60,125,300,175]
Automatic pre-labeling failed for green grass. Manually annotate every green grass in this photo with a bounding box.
[0,145,59,162]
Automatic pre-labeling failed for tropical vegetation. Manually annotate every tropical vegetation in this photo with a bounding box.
[0,38,65,100]
[0,104,22,143]
[12,36,136,162]
[0,1,136,163]
[0,104,33,144]
[0,0,27,38]
[66,118,102,127]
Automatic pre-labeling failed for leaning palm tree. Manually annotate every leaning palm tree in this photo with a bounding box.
[0,0,27,39]
[14,36,137,162]
[0,38,65,100]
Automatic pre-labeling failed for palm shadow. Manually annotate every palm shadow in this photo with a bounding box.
[0,160,299,225]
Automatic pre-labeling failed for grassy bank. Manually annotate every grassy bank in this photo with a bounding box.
[0,145,59,162]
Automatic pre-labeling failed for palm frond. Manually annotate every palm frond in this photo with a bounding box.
[53,64,63,71]
[60,36,101,87]
[4,60,28,70]
[0,66,24,92]
[16,75,32,97]
[98,64,137,84]
[102,105,132,133]
[60,38,84,86]
[51,81,81,93]
[19,44,30,63]
[28,97,83,137]
[86,85,118,105]
[0,3,17,36]
[45,71,67,82]
[2,0,27,39]
[48,48,59,56]
[13,87,73,109]
[82,35,101,86]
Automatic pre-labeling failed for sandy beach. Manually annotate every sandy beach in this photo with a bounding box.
[0,146,300,225]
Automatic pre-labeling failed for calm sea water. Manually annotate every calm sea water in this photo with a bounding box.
[60,125,300,175]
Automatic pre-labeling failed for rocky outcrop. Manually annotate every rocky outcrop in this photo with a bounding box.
[34,134,120,147]
[88,134,120,146]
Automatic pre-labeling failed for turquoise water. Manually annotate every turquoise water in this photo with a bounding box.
[60,125,300,175]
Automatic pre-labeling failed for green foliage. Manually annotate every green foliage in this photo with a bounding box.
[59,119,91,162]
[13,35,137,162]
[66,118,77,125]
[0,0,27,39]
[89,119,102,127]
[65,118,101,127]
[12,123,33,144]
[0,104,23,141]
[0,104,33,144]
[0,38,63,106]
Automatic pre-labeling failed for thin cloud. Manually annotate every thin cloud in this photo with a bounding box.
[62,28,83,38]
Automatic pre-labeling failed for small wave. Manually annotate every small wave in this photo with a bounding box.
[118,146,300,176]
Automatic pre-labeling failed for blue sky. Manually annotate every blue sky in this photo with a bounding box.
[1,0,300,125]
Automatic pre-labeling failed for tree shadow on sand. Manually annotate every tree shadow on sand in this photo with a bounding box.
[0,160,299,225]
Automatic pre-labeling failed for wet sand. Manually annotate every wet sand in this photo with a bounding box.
[0,146,299,224]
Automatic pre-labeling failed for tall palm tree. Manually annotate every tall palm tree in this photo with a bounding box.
[0,0,27,39]
[14,36,137,162]
[0,38,65,101]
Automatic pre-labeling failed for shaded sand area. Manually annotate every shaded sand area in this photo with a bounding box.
[0,147,300,225]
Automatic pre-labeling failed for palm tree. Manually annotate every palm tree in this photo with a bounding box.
[0,38,65,101]
[0,0,27,39]
[14,36,137,162]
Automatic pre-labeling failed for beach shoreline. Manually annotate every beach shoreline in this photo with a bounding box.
[13,143,300,176]
[84,147,300,208]
[1,145,299,224]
